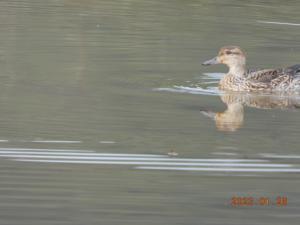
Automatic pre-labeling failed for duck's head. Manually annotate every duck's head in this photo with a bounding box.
[202,46,246,74]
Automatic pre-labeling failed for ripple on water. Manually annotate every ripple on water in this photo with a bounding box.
[156,72,300,98]
[154,86,222,96]
[154,72,224,96]
[1,148,300,175]
[202,72,224,80]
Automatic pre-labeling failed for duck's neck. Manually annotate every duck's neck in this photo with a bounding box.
[228,64,246,78]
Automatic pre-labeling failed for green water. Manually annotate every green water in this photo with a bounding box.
[0,0,300,224]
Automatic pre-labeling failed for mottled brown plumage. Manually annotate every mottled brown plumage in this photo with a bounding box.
[202,46,300,92]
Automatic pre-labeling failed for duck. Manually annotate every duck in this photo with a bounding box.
[202,46,300,92]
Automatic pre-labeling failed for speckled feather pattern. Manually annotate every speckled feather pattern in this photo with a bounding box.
[203,46,300,92]
[220,66,300,92]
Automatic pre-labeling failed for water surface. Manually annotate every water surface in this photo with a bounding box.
[0,0,300,224]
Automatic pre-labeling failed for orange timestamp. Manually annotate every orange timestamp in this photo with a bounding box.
[231,196,288,207]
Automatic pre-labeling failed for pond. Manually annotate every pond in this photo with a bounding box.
[0,0,300,224]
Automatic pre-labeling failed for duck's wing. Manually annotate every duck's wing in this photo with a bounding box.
[246,68,286,83]
[246,64,300,83]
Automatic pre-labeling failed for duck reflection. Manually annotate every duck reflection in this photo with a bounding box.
[201,93,300,132]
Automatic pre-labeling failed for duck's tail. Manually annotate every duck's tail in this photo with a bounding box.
[285,64,300,76]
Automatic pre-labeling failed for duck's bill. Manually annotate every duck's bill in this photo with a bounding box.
[202,57,219,65]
